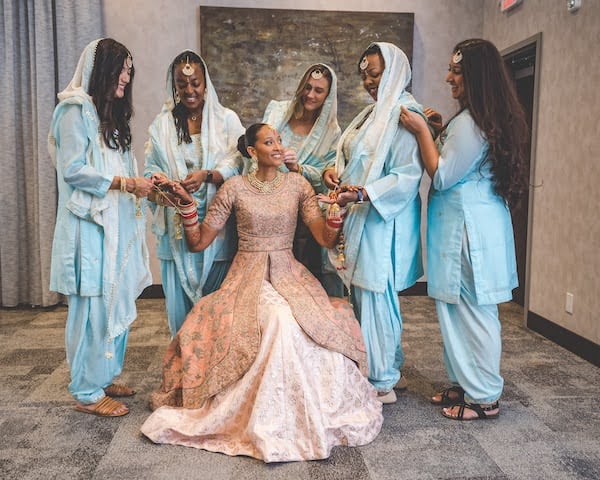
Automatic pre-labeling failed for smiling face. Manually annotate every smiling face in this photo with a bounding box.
[114,58,132,99]
[247,125,284,169]
[300,75,330,114]
[360,53,385,101]
[446,54,465,103]
[173,62,206,114]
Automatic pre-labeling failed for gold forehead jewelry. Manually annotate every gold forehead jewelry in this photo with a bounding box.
[311,68,324,80]
[182,56,194,76]
[125,55,133,68]
[359,56,369,71]
[452,50,463,64]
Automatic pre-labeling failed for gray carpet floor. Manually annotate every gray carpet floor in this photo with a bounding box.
[1,296,598,479]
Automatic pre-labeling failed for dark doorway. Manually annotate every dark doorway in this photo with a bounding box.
[503,35,540,307]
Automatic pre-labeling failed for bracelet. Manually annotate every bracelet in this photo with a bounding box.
[183,219,199,229]
[297,164,304,176]
[120,176,127,193]
[205,171,213,184]
[326,217,343,229]
[178,201,197,217]
[356,188,364,203]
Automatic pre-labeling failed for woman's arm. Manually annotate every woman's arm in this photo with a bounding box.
[400,105,439,178]
[153,178,219,251]
[307,216,342,249]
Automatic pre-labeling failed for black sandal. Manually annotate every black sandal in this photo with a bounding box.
[442,401,500,421]
[430,386,465,406]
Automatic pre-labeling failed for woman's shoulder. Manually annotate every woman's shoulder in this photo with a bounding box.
[448,110,482,138]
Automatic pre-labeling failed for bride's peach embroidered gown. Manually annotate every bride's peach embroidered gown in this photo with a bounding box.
[141,174,383,462]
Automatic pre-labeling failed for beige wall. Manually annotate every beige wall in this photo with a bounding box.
[483,0,599,343]
[105,0,598,345]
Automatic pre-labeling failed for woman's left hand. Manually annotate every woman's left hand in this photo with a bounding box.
[152,176,192,206]
[283,148,299,172]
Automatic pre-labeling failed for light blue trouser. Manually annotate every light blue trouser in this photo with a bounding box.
[161,259,231,337]
[435,233,503,404]
[352,278,403,393]
[65,295,128,404]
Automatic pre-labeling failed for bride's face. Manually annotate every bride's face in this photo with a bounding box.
[249,126,284,169]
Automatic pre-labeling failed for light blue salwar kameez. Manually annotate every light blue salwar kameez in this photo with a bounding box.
[49,40,151,404]
[331,43,425,393]
[428,109,517,404]
[144,52,244,336]
[263,64,343,296]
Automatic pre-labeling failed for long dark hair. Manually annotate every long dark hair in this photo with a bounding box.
[170,51,206,144]
[88,38,134,152]
[452,38,528,207]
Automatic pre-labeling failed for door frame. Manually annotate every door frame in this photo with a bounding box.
[501,32,542,326]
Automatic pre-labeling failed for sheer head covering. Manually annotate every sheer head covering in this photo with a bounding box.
[57,38,102,102]
[263,63,340,166]
[153,50,240,181]
[336,42,421,185]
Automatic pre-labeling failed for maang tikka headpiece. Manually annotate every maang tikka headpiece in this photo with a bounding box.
[125,54,133,69]
[311,68,324,80]
[452,50,463,64]
[182,56,194,76]
[359,56,369,71]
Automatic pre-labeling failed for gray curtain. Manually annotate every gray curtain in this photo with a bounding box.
[0,0,104,307]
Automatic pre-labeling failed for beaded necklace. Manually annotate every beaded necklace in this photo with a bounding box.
[247,171,284,194]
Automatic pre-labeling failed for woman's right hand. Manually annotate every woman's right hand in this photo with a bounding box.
[400,106,429,135]
[322,168,340,189]
[151,176,193,206]
[132,177,153,198]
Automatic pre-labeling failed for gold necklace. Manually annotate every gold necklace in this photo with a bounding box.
[248,171,284,193]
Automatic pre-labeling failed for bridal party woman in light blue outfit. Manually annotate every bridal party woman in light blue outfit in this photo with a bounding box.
[145,51,244,336]
[49,39,152,417]
[322,43,425,404]
[401,38,528,420]
[262,63,343,295]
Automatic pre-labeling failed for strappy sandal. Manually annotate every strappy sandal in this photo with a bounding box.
[430,386,465,406]
[442,401,500,421]
[104,383,136,397]
[74,396,129,417]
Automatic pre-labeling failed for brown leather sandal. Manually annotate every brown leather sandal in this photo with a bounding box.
[74,396,129,417]
[104,383,136,397]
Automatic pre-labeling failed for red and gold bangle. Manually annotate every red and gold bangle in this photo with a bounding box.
[326,217,343,229]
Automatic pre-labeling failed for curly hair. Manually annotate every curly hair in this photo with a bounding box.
[170,51,206,144]
[452,39,528,208]
[88,38,134,152]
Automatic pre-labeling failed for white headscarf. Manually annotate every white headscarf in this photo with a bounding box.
[57,38,102,102]
[336,42,418,185]
[263,63,340,166]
